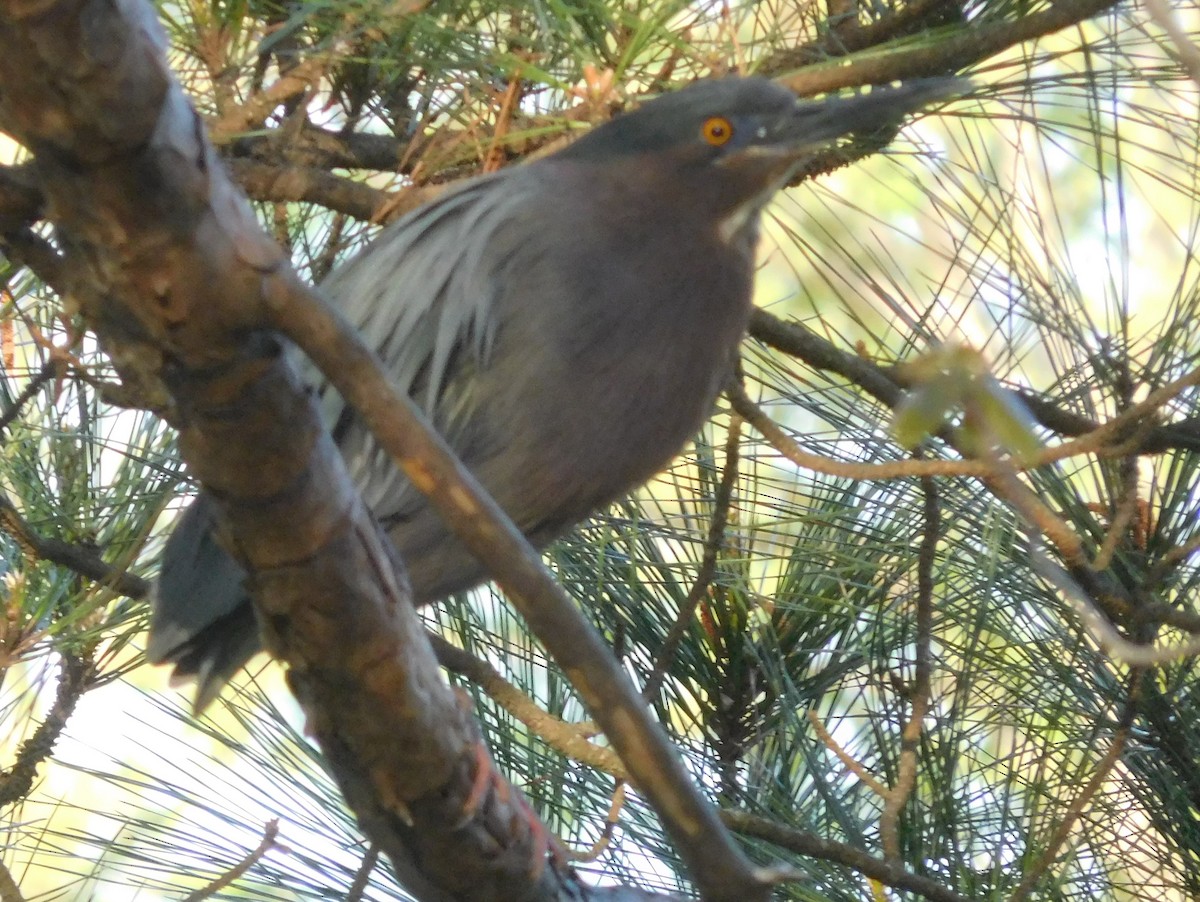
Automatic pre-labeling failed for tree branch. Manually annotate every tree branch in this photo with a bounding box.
[0,491,153,599]
[720,809,971,902]
[0,1,762,898]
[743,312,1200,636]
[227,158,393,222]
[0,652,92,808]
[430,635,625,777]
[0,162,42,226]
[879,471,938,861]
[769,0,1123,94]
[748,309,1200,455]
[182,820,281,902]
[1005,680,1139,902]
[641,412,742,702]
[263,265,769,901]
[0,225,66,295]
[0,2,584,898]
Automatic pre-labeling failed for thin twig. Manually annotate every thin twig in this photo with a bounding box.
[182,820,281,901]
[880,472,938,861]
[483,73,522,173]
[1092,457,1141,571]
[344,844,378,902]
[567,782,626,862]
[210,54,332,141]
[983,465,1087,567]
[429,635,624,776]
[1005,681,1139,902]
[720,376,1161,482]
[0,492,152,600]
[1148,531,1200,588]
[0,359,56,435]
[807,709,887,796]
[720,809,971,902]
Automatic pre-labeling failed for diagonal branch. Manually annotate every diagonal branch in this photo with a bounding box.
[263,265,769,902]
[720,809,971,902]
[0,1,763,899]
[0,652,93,808]
[0,2,578,898]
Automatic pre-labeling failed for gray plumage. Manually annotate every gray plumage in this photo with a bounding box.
[150,76,958,707]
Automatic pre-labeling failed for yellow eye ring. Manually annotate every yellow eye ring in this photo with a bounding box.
[701,116,734,146]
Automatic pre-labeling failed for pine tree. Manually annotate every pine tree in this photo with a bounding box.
[2,1,1198,899]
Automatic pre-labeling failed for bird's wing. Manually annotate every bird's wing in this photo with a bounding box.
[312,171,528,520]
[149,174,531,691]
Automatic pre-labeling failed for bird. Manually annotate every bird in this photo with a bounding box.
[149,75,958,708]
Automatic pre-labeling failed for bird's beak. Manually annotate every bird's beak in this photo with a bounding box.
[752,77,966,159]
[711,77,966,244]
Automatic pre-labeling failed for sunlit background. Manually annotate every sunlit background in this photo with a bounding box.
[3,2,1200,899]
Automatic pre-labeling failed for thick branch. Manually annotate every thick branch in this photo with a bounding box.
[228,158,392,222]
[0,162,42,227]
[224,124,410,172]
[0,2,586,898]
[0,225,66,294]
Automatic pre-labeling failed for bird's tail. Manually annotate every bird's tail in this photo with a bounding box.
[148,492,263,711]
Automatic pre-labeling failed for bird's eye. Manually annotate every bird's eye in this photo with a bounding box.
[701,116,734,146]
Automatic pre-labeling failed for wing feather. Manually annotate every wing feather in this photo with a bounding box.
[312,171,528,519]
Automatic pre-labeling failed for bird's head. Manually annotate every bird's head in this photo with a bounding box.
[558,75,962,240]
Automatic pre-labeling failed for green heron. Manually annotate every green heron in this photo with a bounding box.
[150,75,958,707]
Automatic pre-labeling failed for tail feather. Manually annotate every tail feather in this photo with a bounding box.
[149,492,263,710]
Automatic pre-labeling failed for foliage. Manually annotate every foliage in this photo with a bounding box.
[2,0,1199,899]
